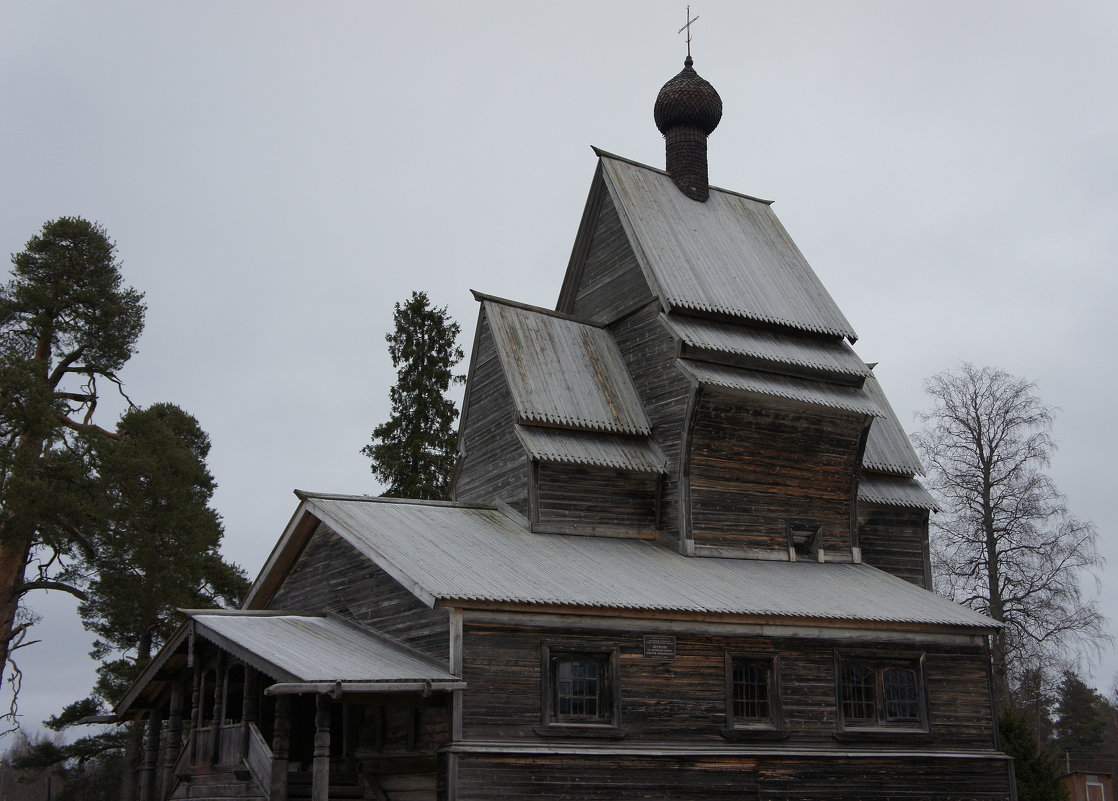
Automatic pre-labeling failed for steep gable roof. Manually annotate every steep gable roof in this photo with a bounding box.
[861,371,925,476]
[260,493,994,631]
[479,294,651,435]
[595,151,858,341]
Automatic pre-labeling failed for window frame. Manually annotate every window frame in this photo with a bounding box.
[834,650,929,733]
[538,643,623,737]
[723,652,784,739]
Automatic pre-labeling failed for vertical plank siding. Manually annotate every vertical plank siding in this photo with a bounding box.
[268,524,450,662]
[454,318,528,513]
[857,504,932,587]
[536,463,658,533]
[459,621,996,748]
[688,392,865,555]
[565,190,654,326]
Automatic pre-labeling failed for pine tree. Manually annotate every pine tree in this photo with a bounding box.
[1054,672,1108,762]
[0,217,145,689]
[363,291,463,499]
[43,402,249,799]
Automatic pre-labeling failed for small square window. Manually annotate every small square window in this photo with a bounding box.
[538,644,622,736]
[724,654,783,738]
[788,521,820,558]
[836,652,927,731]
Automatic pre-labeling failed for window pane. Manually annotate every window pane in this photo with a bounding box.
[841,663,876,722]
[555,658,602,719]
[732,661,771,722]
[883,667,919,721]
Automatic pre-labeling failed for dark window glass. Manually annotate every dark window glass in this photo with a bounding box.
[554,657,605,721]
[732,661,771,723]
[841,663,877,722]
[883,667,920,721]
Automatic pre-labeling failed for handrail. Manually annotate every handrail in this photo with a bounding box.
[163,739,191,801]
[244,722,273,793]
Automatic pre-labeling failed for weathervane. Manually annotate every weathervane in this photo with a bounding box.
[678,5,699,59]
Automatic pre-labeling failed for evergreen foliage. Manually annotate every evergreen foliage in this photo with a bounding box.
[40,403,249,797]
[999,704,1069,801]
[1054,672,1108,758]
[0,216,146,687]
[363,291,463,499]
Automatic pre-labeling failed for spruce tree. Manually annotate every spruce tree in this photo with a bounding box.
[999,705,1069,801]
[363,291,463,499]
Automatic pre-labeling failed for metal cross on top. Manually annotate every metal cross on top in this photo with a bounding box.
[678,6,700,58]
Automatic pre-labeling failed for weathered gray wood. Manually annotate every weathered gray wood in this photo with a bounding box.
[452,317,529,511]
[268,523,450,663]
[312,695,330,801]
[270,695,290,801]
[856,502,932,587]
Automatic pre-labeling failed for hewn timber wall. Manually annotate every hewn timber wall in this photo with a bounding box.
[609,303,692,543]
[687,391,866,556]
[857,502,931,587]
[451,752,1013,801]
[535,463,658,534]
[453,317,528,513]
[268,524,450,662]
[458,620,997,749]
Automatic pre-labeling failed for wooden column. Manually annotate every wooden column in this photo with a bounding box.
[210,654,224,764]
[240,666,259,764]
[160,681,184,799]
[188,660,202,766]
[312,694,331,801]
[270,695,291,801]
[138,710,162,801]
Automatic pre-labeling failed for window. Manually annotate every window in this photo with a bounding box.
[787,521,820,559]
[538,644,622,736]
[836,652,927,731]
[723,654,784,740]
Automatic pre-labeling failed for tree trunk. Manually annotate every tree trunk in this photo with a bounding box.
[0,538,30,689]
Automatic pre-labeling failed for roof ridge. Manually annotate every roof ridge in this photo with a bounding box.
[295,490,496,510]
[591,146,774,205]
[470,290,603,327]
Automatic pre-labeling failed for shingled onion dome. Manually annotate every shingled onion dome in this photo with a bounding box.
[654,56,722,202]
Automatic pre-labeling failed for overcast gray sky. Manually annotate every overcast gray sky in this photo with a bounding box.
[2,1,1115,743]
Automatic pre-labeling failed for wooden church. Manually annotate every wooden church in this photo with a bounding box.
[118,56,1016,801]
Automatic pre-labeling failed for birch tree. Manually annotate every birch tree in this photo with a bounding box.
[914,363,1105,698]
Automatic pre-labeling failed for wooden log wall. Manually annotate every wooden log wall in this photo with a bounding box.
[856,502,932,587]
[452,317,528,514]
[609,302,694,542]
[268,524,450,662]
[458,621,997,749]
[563,189,654,326]
[452,752,1013,801]
[535,463,658,534]
[688,391,866,555]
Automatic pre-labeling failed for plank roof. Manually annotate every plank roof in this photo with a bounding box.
[862,372,925,475]
[516,425,667,474]
[677,360,883,417]
[290,493,994,631]
[662,313,868,379]
[190,612,460,685]
[857,474,937,510]
[598,151,858,341]
[482,296,651,435]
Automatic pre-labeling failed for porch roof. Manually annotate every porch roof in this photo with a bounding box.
[116,611,463,715]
